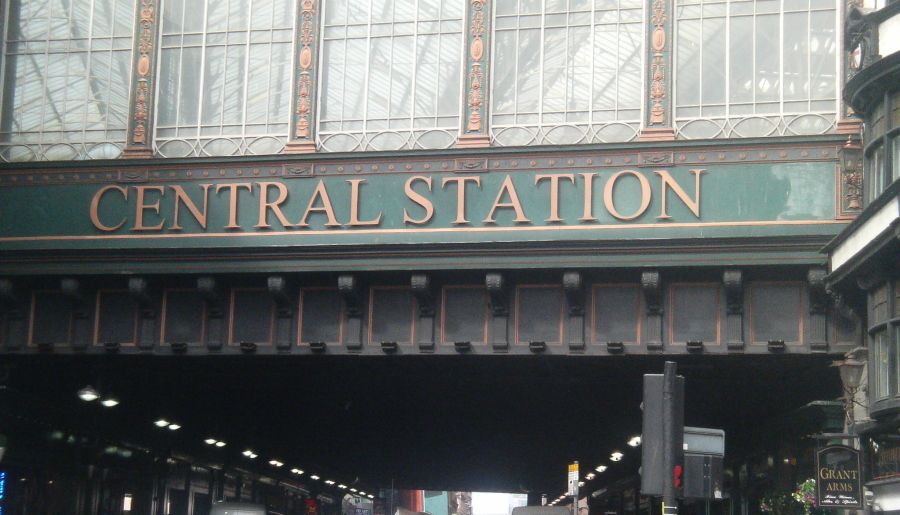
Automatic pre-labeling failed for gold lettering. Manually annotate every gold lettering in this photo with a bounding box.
[441,176,481,225]
[133,185,166,231]
[215,183,252,229]
[535,173,575,223]
[603,170,651,221]
[484,175,530,224]
[170,184,210,230]
[579,172,598,222]
[347,179,382,227]
[403,176,434,225]
[656,169,704,220]
[297,180,341,227]
[254,182,292,229]
[89,185,128,232]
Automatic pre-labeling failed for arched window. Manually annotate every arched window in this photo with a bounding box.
[0,0,135,161]
[317,0,465,152]
[490,0,644,146]
[674,0,839,139]
[154,0,294,157]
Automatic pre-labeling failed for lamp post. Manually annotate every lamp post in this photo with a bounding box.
[833,347,867,428]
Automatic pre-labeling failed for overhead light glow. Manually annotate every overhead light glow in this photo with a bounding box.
[610,451,623,461]
[311,475,321,480]
[578,482,585,487]
[596,465,607,472]
[585,473,595,480]
[242,450,258,459]
[338,484,347,489]
[167,424,181,431]
[359,491,366,496]
[368,495,374,499]
[627,436,642,447]
[291,468,304,475]
[100,397,120,407]
[78,386,100,402]
[205,439,217,445]
[269,460,284,467]
[215,441,226,447]
[154,419,170,427]
[325,480,335,485]
[349,488,357,492]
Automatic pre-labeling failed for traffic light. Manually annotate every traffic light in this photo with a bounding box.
[673,465,683,491]
[640,368,684,496]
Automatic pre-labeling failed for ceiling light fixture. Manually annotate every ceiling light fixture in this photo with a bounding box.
[269,460,284,467]
[359,491,366,496]
[215,441,226,447]
[338,484,347,489]
[627,436,642,447]
[242,450,258,459]
[595,465,607,473]
[78,386,100,402]
[205,438,217,445]
[167,424,181,431]
[610,451,623,461]
[291,468,304,475]
[311,475,321,480]
[154,419,170,427]
[585,473,595,480]
[349,488,357,492]
[100,396,120,408]
[325,480,335,485]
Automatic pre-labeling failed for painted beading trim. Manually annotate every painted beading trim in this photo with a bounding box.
[464,0,490,136]
[288,0,319,149]
[125,0,159,155]
[648,0,668,126]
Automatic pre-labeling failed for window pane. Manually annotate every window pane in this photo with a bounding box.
[671,285,719,343]
[491,0,644,145]
[1,0,135,161]
[675,0,838,138]
[752,283,802,343]
[154,0,292,157]
[319,0,463,151]
[442,288,488,344]
[594,286,640,344]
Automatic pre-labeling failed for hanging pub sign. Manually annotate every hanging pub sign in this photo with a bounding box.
[816,445,863,509]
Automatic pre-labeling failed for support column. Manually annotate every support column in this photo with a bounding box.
[836,0,863,136]
[486,273,508,351]
[808,268,829,352]
[411,274,436,352]
[723,270,744,351]
[642,271,663,351]
[563,271,585,352]
[285,0,321,153]
[457,0,492,148]
[638,0,676,142]
[123,0,161,158]
[338,274,363,351]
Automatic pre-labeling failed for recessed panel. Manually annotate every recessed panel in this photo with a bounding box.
[516,286,563,344]
[96,291,138,345]
[593,285,641,344]
[670,285,719,344]
[31,292,71,345]
[162,290,204,344]
[299,289,343,344]
[442,287,488,344]
[229,290,274,345]
[751,283,802,344]
[370,288,415,344]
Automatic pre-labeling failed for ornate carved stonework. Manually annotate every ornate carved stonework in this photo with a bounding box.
[124,0,158,157]
[286,0,318,153]
[840,137,863,214]
[459,0,490,147]
[649,0,667,126]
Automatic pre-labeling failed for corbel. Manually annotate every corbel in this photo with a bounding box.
[129,277,158,351]
[723,270,744,351]
[338,274,363,350]
[563,271,585,351]
[62,278,91,350]
[0,279,25,350]
[411,273,435,352]
[641,271,663,351]
[267,276,295,351]
[807,267,828,352]
[198,276,225,350]
[486,273,509,351]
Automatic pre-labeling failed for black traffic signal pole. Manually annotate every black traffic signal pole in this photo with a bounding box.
[662,361,678,515]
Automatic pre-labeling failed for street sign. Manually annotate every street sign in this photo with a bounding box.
[568,462,579,496]
[816,445,863,509]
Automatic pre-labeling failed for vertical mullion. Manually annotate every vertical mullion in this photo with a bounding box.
[362,0,373,145]
[538,0,545,133]
[242,0,253,139]
[779,0,784,121]
[589,0,596,129]
[196,0,209,149]
[724,0,730,120]
[409,0,419,144]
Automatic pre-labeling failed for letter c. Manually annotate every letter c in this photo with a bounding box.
[90,185,128,232]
